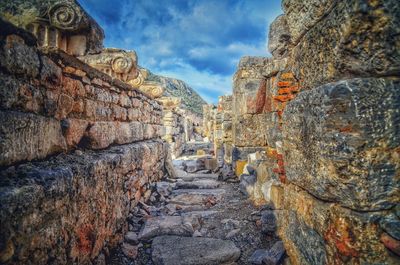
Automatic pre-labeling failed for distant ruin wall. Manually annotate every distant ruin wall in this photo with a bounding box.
[0,19,167,264]
[231,0,400,264]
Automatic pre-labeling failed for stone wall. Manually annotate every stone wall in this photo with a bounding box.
[219,96,233,165]
[0,18,168,264]
[232,0,400,264]
[202,104,216,142]
[159,97,201,159]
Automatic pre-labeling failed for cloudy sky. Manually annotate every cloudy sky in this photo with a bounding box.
[78,0,282,103]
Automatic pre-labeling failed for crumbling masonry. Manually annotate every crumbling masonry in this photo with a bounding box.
[204,0,400,264]
[0,0,201,264]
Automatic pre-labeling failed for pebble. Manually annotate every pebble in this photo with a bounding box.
[124,232,139,245]
[226,228,241,238]
[121,242,138,259]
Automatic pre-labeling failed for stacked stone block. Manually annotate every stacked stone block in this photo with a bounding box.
[159,97,200,159]
[219,95,233,165]
[202,104,216,142]
[233,0,400,264]
[0,17,167,265]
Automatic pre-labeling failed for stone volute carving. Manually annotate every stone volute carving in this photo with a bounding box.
[80,49,164,96]
[0,0,104,55]
[139,82,165,98]
[158,97,182,110]
[79,48,141,87]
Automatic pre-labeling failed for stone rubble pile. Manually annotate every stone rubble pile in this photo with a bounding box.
[110,152,286,265]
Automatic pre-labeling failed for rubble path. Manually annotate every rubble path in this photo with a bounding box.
[107,151,284,265]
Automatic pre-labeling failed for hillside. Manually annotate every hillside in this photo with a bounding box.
[147,71,207,115]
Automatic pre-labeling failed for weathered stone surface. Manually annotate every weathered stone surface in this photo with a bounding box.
[249,244,285,265]
[288,0,400,90]
[124,232,139,245]
[282,78,400,211]
[84,121,146,149]
[268,14,291,58]
[282,0,337,45]
[0,111,67,166]
[62,118,89,148]
[276,184,400,265]
[239,174,257,197]
[175,180,220,189]
[121,242,138,259]
[0,0,104,55]
[249,249,269,265]
[178,172,219,182]
[183,159,206,173]
[264,241,285,265]
[0,140,166,264]
[151,236,241,265]
[0,32,40,78]
[260,210,277,235]
[138,216,199,240]
[233,114,269,147]
[227,1,400,265]
[79,48,141,89]
[169,189,224,206]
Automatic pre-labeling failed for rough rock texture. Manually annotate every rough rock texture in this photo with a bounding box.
[268,15,291,58]
[0,111,67,166]
[282,0,337,45]
[151,236,241,265]
[226,0,400,264]
[138,216,198,240]
[0,19,163,167]
[0,18,168,265]
[159,97,200,159]
[288,0,400,90]
[282,78,400,211]
[79,48,142,89]
[202,104,216,141]
[0,140,166,264]
[276,184,400,265]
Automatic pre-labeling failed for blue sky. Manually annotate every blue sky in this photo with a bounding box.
[78,0,282,103]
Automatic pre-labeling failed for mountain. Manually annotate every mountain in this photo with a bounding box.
[147,71,207,115]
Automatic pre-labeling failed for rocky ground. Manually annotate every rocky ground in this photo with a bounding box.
[107,144,286,265]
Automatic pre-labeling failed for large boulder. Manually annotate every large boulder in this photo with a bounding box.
[151,236,241,265]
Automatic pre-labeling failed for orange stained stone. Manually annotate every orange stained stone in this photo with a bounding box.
[274,94,295,102]
[273,168,285,175]
[279,174,287,184]
[278,86,300,95]
[267,147,278,158]
[76,224,94,254]
[380,232,400,256]
[339,125,353,133]
[277,81,291,87]
[325,218,359,258]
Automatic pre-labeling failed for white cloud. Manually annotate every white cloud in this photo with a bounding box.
[79,0,283,103]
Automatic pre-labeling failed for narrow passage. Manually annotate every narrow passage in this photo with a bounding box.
[108,142,285,265]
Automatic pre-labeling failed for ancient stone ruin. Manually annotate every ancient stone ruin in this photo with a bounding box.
[204,0,400,264]
[0,0,399,265]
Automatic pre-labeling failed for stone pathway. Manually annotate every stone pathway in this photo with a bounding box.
[107,150,285,265]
